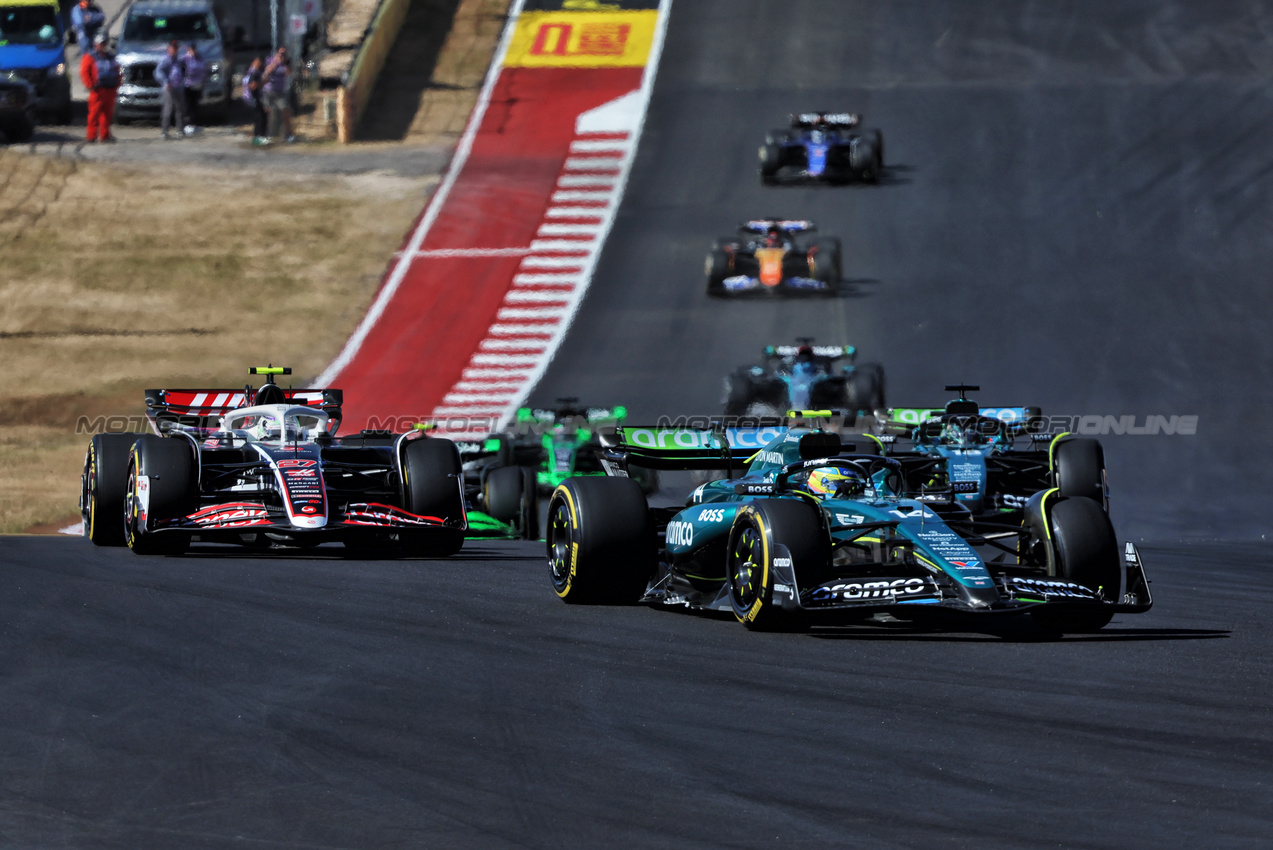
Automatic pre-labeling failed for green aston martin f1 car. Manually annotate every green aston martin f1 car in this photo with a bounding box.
[546,419,1152,634]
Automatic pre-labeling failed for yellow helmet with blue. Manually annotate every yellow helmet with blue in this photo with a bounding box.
[807,466,865,499]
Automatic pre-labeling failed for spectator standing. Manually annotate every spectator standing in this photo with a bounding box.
[181,44,206,133]
[69,0,105,53]
[154,40,187,139]
[241,56,268,146]
[78,31,119,142]
[261,47,294,143]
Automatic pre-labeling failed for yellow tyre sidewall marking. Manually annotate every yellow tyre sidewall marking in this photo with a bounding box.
[87,443,97,540]
[738,507,770,624]
[553,485,580,598]
[126,450,141,549]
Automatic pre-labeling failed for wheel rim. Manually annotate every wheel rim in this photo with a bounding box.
[730,525,764,611]
[124,463,138,544]
[548,501,573,590]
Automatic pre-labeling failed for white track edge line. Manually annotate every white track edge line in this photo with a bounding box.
[315,0,528,387]
[490,0,675,431]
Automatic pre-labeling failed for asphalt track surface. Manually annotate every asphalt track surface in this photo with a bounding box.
[532,0,1273,541]
[7,2,1273,847]
[0,537,1268,848]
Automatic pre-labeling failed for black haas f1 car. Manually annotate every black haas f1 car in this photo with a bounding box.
[547,417,1152,635]
[706,219,841,297]
[80,367,466,556]
[724,341,885,417]
[759,112,884,185]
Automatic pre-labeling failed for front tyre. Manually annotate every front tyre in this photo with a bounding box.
[547,476,656,604]
[401,438,464,557]
[727,499,828,630]
[124,436,196,556]
[1030,497,1120,633]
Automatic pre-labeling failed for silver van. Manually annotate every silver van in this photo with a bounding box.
[115,0,228,121]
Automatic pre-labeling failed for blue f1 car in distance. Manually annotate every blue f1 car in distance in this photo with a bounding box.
[760,112,884,185]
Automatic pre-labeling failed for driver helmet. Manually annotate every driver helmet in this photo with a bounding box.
[765,226,782,247]
[809,129,825,144]
[942,418,989,446]
[250,414,280,441]
[807,466,865,499]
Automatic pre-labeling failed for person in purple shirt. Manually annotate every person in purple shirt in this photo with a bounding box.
[154,40,187,139]
[261,46,295,143]
[181,44,206,131]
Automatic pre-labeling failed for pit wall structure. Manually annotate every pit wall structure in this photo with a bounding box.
[335,0,412,142]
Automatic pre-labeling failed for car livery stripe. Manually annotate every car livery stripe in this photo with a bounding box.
[316,1,673,440]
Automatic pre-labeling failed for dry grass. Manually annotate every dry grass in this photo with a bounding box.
[0,151,436,532]
[0,0,510,533]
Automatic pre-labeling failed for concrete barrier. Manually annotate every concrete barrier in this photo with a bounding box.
[335,0,411,142]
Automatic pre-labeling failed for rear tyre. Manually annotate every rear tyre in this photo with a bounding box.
[483,465,524,523]
[124,436,196,555]
[401,438,464,557]
[845,363,886,413]
[82,433,145,546]
[864,128,884,171]
[520,467,540,540]
[1054,438,1106,505]
[1030,497,1120,633]
[547,476,656,603]
[759,142,783,183]
[723,369,756,417]
[807,237,842,294]
[850,133,880,182]
[727,499,828,630]
[705,247,731,296]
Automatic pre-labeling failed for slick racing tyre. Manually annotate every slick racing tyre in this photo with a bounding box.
[547,476,656,604]
[401,438,464,557]
[806,238,842,293]
[705,247,731,296]
[850,132,881,182]
[865,128,884,168]
[482,464,539,540]
[483,465,524,523]
[520,467,540,541]
[759,142,783,183]
[124,436,196,556]
[727,499,828,631]
[1054,438,1106,506]
[1030,497,1121,633]
[83,433,145,546]
[845,363,887,414]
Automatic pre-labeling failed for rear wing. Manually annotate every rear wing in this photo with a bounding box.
[145,387,344,432]
[600,426,781,472]
[741,218,815,234]
[764,344,855,360]
[791,112,860,128]
[514,404,627,428]
[876,406,1043,437]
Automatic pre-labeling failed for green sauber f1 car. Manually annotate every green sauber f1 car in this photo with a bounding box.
[546,419,1152,633]
[497,399,657,495]
[452,434,539,540]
